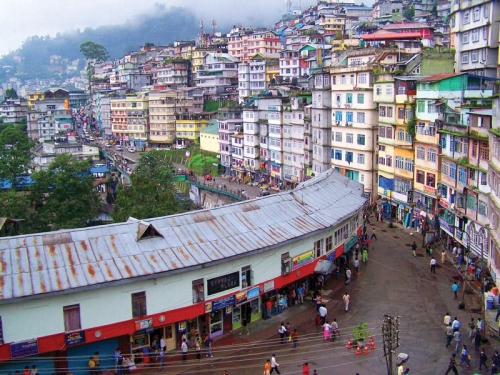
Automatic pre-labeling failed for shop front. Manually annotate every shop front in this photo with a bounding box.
[204,295,235,339]
[233,286,261,330]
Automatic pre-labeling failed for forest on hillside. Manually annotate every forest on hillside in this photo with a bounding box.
[0,5,200,82]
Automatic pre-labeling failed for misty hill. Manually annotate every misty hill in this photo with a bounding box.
[0,4,202,82]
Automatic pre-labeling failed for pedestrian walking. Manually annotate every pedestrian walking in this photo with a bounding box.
[195,335,202,360]
[301,362,310,375]
[318,304,327,325]
[297,285,304,304]
[452,317,461,332]
[345,268,352,284]
[451,282,459,299]
[315,314,321,332]
[343,292,350,312]
[411,241,417,257]
[270,354,281,374]
[479,348,489,370]
[291,329,299,350]
[468,318,475,339]
[477,318,483,333]
[88,356,96,375]
[331,319,339,341]
[264,359,271,375]
[444,312,451,325]
[446,323,454,348]
[441,249,446,264]
[240,315,250,335]
[323,320,332,341]
[278,322,286,344]
[157,349,165,371]
[353,258,359,276]
[362,248,368,263]
[474,329,482,351]
[285,322,291,341]
[453,330,462,353]
[181,338,188,361]
[204,334,213,357]
[371,228,377,240]
[444,353,459,375]
[459,344,471,368]
[430,257,437,273]
[114,348,122,375]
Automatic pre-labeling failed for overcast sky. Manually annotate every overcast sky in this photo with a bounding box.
[0,0,344,57]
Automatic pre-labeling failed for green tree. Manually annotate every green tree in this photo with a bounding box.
[112,151,182,222]
[29,154,101,231]
[0,190,31,236]
[79,41,110,62]
[0,125,34,187]
[4,88,18,99]
[404,6,415,21]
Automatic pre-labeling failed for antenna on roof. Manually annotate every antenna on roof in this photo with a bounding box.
[212,19,217,35]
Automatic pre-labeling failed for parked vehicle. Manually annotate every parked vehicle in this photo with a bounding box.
[259,185,270,196]
[115,145,123,151]
[204,174,213,181]
[175,144,186,149]
[128,147,136,153]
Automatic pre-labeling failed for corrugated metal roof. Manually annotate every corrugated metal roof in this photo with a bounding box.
[0,169,366,302]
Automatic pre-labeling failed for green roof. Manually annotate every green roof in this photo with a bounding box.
[201,122,219,135]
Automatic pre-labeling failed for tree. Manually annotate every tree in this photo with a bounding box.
[79,41,110,62]
[404,6,415,21]
[29,154,101,231]
[112,151,183,222]
[4,88,18,99]
[0,125,34,187]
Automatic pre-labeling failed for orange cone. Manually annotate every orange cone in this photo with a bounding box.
[369,336,376,350]
[363,344,370,354]
[355,344,362,355]
[346,338,352,349]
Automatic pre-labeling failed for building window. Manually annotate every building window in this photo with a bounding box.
[397,129,405,141]
[472,29,479,42]
[416,170,425,184]
[340,75,346,84]
[358,74,367,84]
[63,305,81,332]
[386,156,392,167]
[417,101,424,112]
[405,158,414,172]
[462,52,469,64]
[335,132,342,142]
[132,291,147,318]
[357,93,365,103]
[326,236,333,252]
[346,133,353,143]
[395,156,404,169]
[192,279,205,303]
[379,106,386,117]
[357,112,365,123]
[478,200,487,216]
[467,195,476,210]
[480,142,489,160]
[334,149,342,160]
[357,134,365,145]
[346,93,353,104]
[449,163,456,180]
[416,146,425,160]
[458,167,467,184]
[462,32,469,44]
[398,108,405,119]
[442,161,449,176]
[427,148,437,163]
[386,85,392,96]
[357,153,365,164]
[473,7,480,21]
[464,11,470,24]
[241,266,252,288]
[426,172,436,188]
[345,151,353,163]
[335,111,342,121]
[376,86,382,95]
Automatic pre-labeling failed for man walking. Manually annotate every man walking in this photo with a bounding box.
[291,329,299,350]
[411,241,417,257]
[181,338,188,361]
[343,292,350,312]
[430,257,437,273]
[452,282,459,299]
[345,268,352,284]
[278,322,286,344]
[453,330,461,353]
[270,354,281,374]
[371,228,377,240]
[318,304,327,325]
[362,248,368,264]
[445,323,454,348]
[353,258,359,276]
[444,353,458,375]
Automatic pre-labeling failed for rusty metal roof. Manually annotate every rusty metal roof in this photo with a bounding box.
[0,169,365,302]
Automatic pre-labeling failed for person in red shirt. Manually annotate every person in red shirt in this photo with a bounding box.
[266,299,272,318]
[302,362,310,375]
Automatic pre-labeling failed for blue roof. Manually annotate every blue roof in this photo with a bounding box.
[0,176,35,190]
[90,166,109,174]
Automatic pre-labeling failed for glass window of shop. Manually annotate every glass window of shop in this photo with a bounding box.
[192,278,205,303]
[241,266,252,288]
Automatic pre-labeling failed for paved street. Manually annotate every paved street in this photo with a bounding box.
[146,217,500,375]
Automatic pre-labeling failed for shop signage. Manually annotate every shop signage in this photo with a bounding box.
[65,330,86,346]
[263,280,274,292]
[284,174,292,180]
[335,244,344,258]
[292,250,314,270]
[205,295,235,313]
[236,291,247,305]
[326,251,336,262]
[247,286,260,301]
[207,271,240,296]
[424,186,436,194]
[135,318,153,331]
[10,339,39,358]
[178,321,186,332]
[439,198,449,209]
[438,218,454,235]
[345,235,358,251]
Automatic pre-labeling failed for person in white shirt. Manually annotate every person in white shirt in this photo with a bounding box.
[318,305,327,325]
[160,335,166,352]
[270,354,281,374]
[444,312,451,326]
[345,268,352,284]
[343,292,350,312]
[430,257,437,274]
[323,320,332,340]
[331,319,339,341]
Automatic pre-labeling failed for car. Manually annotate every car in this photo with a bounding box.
[127,147,136,153]
[259,185,270,196]
[175,144,186,150]
[104,143,111,147]
[115,145,123,151]
[204,174,213,181]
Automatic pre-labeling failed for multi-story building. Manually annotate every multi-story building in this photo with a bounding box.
[0,98,27,125]
[199,121,219,154]
[125,91,149,149]
[191,48,218,75]
[93,91,113,138]
[329,49,379,200]
[196,53,239,97]
[26,88,71,141]
[450,0,500,78]
[151,59,191,88]
[148,89,186,148]
[68,89,88,110]
[279,49,300,82]
[110,97,128,146]
[175,112,215,146]
[489,93,500,285]
[227,28,281,63]
[413,73,491,231]
[238,53,279,102]
[32,141,99,170]
[315,14,345,34]
[219,104,242,175]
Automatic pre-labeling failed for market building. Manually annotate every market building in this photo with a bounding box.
[0,170,366,374]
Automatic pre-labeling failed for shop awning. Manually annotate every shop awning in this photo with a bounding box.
[314,260,336,275]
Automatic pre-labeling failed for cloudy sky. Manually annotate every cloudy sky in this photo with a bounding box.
[0,0,337,57]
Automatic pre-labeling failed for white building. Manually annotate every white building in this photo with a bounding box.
[196,53,239,97]
[32,142,99,170]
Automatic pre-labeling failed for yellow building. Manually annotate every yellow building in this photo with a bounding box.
[315,15,345,34]
[148,89,178,147]
[175,112,216,145]
[192,48,217,75]
[125,91,149,148]
[111,97,128,143]
[199,120,219,153]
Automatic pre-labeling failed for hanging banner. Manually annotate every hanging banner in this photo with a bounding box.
[292,250,314,270]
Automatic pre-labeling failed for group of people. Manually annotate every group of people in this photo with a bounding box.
[10,365,38,375]
[113,349,137,375]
